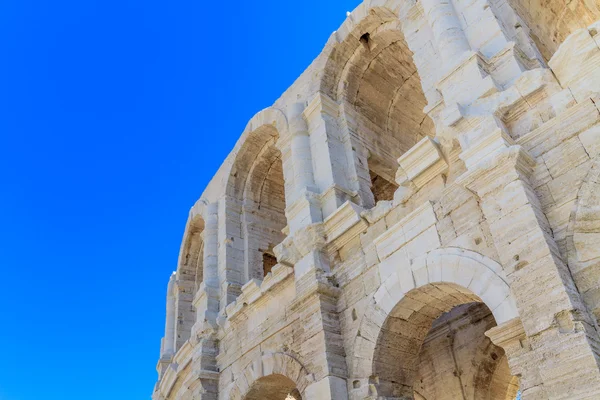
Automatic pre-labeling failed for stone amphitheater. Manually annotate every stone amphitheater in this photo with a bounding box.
[151,0,600,398]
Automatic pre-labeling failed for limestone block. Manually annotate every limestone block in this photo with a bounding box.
[397,137,448,188]
[374,201,437,260]
[542,136,589,178]
[448,224,495,260]
[378,246,410,283]
[549,24,600,102]
[413,266,429,288]
[535,184,555,209]
[546,199,576,237]
[530,158,552,188]
[547,159,592,206]
[403,225,442,260]
[449,197,483,235]
[574,232,600,262]
[579,124,600,158]
[304,376,349,400]
[518,99,600,158]
[436,215,457,245]
[324,201,367,251]
[492,296,519,324]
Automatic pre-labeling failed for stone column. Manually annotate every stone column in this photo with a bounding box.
[292,250,349,400]
[192,202,220,337]
[187,204,221,400]
[302,93,360,219]
[279,103,323,235]
[420,0,470,65]
[289,103,317,193]
[163,272,176,357]
[217,195,244,312]
[188,337,220,400]
[156,273,177,379]
[458,130,600,398]
[338,102,376,210]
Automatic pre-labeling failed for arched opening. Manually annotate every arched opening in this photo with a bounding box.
[243,374,302,400]
[228,122,288,284]
[242,132,287,281]
[323,10,435,208]
[371,283,518,399]
[174,215,205,350]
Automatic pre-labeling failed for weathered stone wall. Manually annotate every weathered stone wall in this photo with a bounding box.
[151,1,600,399]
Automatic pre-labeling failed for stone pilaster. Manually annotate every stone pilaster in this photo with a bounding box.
[280,103,323,235]
[192,203,220,339]
[459,136,600,398]
[303,93,360,219]
[420,0,470,66]
[187,335,220,400]
[292,250,349,400]
[162,272,176,359]
[338,101,376,210]
[217,195,244,312]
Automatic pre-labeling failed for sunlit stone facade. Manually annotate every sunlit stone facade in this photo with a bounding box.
[152,0,600,398]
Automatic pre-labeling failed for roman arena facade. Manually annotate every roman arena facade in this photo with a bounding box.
[151,0,600,398]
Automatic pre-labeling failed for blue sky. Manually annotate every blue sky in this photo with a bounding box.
[0,1,360,399]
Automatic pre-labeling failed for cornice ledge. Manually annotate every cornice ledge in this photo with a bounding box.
[302,92,339,123]
[457,145,535,196]
[373,201,438,261]
[323,200,368,254]
[397,136,448,189]
[485,317,526,348]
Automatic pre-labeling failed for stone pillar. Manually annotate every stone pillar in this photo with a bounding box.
[290,103,317,193]
[203,203,219,294]
[163,272,176,357]
[279,103,323,235]
[192,203,220,337]
[303,93,359,219]
[156,273,177,379]
[217,195,244,312]
[458,130,600,398]
[187,205,221,400]
[338,102,376,210]
[188,337,220,400]
[292,250,349,400]
[420,0,470,65]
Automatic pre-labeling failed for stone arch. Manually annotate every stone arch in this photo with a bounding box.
[228,352,313,400]
[566,156,600,323]
[226,108,288,200]
[487,357,520,400]
[178,213,205,292]
[173,203,207,351]
[350,248,519,398]
[225,108,290,284]
[319,4,437,208]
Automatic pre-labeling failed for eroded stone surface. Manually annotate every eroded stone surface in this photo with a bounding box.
[151,2,600,399]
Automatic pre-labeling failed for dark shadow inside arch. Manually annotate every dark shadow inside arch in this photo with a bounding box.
[241,131,287,281]
[174,215,205,350]
[372,283,518,399]
[323,9,436,208]
[226,123,289,284]
[244,374,302,400]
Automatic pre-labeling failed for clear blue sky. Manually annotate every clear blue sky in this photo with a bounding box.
[0,1,360,399]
